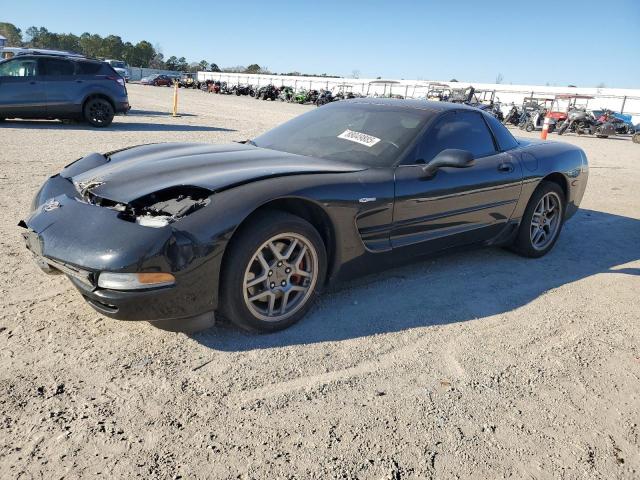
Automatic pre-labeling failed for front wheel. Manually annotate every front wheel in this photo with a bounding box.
[511,181,565,258]
[557,122,568,135]
[219,211,327,332]
[83,98,114,127]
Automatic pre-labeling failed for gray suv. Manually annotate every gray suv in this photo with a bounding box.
[0,54,130,127]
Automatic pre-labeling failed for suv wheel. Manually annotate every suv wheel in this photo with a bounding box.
[83,98,114,127]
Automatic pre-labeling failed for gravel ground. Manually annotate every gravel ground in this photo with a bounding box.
[1,84,639,479]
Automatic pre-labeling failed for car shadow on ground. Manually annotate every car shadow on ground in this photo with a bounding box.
[0,120,234,132]
[190,209,639,351]
[128,109,198,117]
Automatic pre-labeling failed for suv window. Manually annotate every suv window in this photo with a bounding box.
[76,61,103,75]
[0,58,38,77]
[40,58,75,76]
[419,110,497,162]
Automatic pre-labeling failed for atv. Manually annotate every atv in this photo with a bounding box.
[255,84,280,101]
[278,86,295,102]
[315,90,334,107]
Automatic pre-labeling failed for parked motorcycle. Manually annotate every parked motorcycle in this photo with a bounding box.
[219,82,234,94]
[557,108,616,137]
[502,105,521,126]
[595,109,635,134]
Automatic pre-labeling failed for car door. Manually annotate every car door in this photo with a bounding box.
[391,110,522,252]
[0,57,46,117]
[39,57,77,116]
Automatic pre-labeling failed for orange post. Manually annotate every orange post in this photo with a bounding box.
[172,81,179,117]
[541,115,550,140]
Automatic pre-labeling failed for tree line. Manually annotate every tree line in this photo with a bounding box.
[0,22,342,77]
[0,22,221,72]
[0,22,341,76]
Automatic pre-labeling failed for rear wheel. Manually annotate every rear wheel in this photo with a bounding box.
[83,98,114,127]
[219,211,326,332]
[511,181,565,258]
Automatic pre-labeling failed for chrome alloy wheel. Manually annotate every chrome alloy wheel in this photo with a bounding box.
[530,192,562,251]
[243,233,319,322]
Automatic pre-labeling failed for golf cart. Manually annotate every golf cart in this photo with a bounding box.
[518,97,555,132]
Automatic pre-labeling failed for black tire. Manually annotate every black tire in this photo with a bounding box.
[511,181,565,258]
[525,122,535,133]
[557,122,568,135]
[83,97,114,128]
[633,133,640,144]
[219,211,327,333]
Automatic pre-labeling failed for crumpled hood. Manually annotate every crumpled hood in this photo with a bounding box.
[64,142,365,203]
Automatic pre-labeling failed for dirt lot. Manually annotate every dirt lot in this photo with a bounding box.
[1,84,639,479]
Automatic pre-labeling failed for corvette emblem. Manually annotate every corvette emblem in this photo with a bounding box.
[43,199,61,212]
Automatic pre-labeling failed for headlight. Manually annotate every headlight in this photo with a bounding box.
[136,215,171,228]
[98,272,175,290]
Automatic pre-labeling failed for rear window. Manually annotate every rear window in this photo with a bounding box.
[40,58,75,76]
[76,61,103,75]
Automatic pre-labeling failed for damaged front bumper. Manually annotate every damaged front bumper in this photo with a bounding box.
[20,175,223,323]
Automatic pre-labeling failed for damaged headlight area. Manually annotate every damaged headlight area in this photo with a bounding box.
[77,184,212,228]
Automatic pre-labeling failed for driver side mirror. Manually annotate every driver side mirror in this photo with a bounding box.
[421,149,475,177]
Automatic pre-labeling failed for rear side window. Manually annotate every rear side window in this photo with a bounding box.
[484,113,519,151]
[40,58,74,76]
[76,61,103,75]
[0,58,38,77]
[419,110,497,162]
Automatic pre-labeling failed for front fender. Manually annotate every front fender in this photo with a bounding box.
[174,168,395,292]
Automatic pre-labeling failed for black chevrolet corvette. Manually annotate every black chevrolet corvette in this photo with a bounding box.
[20,99,589,332]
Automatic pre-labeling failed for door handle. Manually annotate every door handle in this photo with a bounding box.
[29,81,37,85]
[76,80,84,83]
[498,162,514,173]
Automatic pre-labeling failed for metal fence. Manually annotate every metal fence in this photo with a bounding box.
[129,67,186,81]
[197,71,640,121]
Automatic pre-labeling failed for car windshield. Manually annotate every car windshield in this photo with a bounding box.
[252,103,431,167]
[110,61,126,69]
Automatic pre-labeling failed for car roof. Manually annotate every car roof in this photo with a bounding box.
[343,97,482,114]
[6,53,100,63]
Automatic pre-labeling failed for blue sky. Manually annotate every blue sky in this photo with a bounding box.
[5,0,640,88]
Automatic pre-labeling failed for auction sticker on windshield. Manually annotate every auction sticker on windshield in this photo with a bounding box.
[338,129,381,147]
